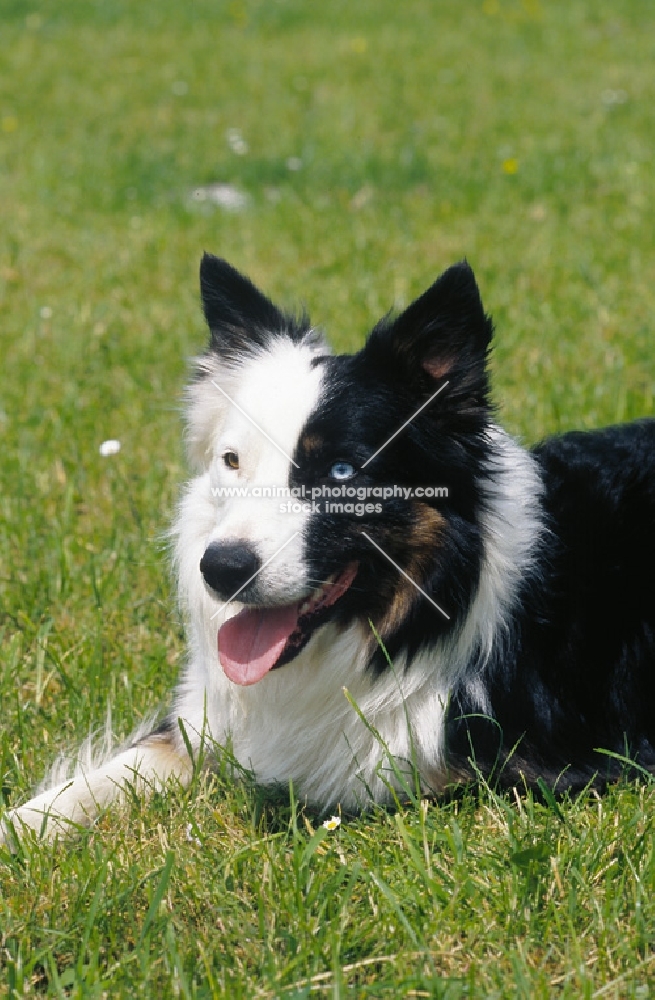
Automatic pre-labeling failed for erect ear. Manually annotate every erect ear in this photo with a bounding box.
[366,261,493,389]
[200,253,298,358]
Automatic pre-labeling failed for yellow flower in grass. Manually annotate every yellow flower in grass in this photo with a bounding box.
[502,158,519,175]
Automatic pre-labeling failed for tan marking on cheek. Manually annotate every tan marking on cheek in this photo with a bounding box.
[407,504,446,551]
[375,579,415,645]
[371,505,446,644]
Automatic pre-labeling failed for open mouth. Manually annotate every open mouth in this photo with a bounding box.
[217,563,359,686]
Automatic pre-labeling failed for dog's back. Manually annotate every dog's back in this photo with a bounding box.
[446,418,655,791]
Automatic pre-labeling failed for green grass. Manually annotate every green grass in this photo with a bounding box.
[1,0,654,995]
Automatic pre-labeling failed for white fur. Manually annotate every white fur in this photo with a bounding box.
[187,335,327,602]
[3,337,545,842]
[3,731,191,841]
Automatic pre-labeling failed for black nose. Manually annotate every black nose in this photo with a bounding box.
[200,541,261,598]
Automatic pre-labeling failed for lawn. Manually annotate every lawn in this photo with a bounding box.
[1,0,654,995]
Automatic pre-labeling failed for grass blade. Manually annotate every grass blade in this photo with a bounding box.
[138,850,175,946]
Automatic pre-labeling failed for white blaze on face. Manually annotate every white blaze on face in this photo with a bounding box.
[208,336,326,604]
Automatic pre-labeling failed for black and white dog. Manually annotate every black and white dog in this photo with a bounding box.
[7,256,655,840]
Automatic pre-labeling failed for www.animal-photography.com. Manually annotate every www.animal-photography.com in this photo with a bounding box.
[1,1,654,996]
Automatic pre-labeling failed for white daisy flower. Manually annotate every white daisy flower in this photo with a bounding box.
[186,823,201,846]
[99,439,121,457]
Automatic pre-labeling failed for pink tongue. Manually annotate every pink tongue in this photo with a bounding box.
[218,603,301,686]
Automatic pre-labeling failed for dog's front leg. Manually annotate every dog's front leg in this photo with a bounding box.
[2,724,193,845]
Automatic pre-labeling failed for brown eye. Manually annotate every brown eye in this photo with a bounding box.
[223,451,239,470]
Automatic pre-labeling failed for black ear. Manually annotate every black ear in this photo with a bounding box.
[366,261,492,389]
[200,254,300,357]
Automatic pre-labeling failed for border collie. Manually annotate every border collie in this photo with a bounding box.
[5,256,655,841]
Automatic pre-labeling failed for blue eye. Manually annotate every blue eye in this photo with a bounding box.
[329,461,355,481]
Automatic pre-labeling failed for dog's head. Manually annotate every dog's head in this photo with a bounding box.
[186,254,493,684]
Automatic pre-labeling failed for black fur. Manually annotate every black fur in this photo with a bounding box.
[200,253,311,362]
[289,264,655,790]
[446,419,655,792]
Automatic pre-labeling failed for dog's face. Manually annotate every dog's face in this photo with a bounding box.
[187,255,492,684]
